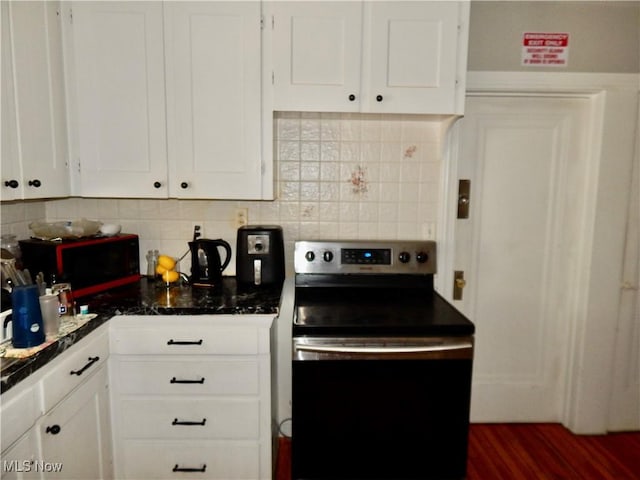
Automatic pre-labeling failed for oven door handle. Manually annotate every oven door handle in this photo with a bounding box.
[293,339,473,360]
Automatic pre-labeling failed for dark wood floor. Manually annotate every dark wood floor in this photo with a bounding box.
[276,424,640,479]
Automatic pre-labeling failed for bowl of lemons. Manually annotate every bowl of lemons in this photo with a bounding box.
[155,255,181,284]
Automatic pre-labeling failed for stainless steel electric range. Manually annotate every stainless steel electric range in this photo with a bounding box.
[292,240,475,480]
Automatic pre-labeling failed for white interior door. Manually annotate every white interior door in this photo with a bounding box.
[454,96,592,422]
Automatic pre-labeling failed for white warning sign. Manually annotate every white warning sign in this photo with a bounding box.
[522,32,569,67]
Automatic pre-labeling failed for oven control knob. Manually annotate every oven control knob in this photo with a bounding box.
[305,251,315,262]
[323,251,334,262]
[398,251,411,263]
[416,252,429,263]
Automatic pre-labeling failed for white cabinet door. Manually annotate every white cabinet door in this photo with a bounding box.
[1,1,69,201]
[68,1,168,197]
[270,1,468,115]
[0,430,41,480]
[367,1,467,114]
[37,366,113,479]
[164,2,265,199]
[1,2,21,201]
[271,2,363,112]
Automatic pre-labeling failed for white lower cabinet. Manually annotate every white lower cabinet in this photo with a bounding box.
[0,323,112,480]
[37,366,112,479]
[121,441,259,479]
[1,315,275,480]
[109,315,275,480]
[118,398,259,440]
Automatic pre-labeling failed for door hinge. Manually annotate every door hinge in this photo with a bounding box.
[457,179,470,219]
[453,270,466,300]
[260,15,264,30]
[68,8,73,24]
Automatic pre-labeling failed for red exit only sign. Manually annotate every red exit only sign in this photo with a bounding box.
[522,32,569,67]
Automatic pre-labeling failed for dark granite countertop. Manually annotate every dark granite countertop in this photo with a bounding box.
[0,277,282,394]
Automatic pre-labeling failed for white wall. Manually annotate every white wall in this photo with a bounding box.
[468,1,640,73]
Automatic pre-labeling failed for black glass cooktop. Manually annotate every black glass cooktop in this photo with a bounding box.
[293,287,474,337]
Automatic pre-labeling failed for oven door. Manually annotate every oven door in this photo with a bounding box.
[292,336,474,480]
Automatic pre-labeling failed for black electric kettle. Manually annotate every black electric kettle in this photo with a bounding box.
[188,239,232,287]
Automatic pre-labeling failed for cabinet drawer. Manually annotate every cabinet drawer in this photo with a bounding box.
[39,325,109,412]
[115,359,260,395]
[111,326,262,355]
[121,441,259,479]
[118,397,260,439]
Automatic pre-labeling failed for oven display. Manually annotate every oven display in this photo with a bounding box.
[341,248,391,265]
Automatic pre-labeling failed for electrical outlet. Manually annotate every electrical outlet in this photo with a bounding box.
[235,208,248,228]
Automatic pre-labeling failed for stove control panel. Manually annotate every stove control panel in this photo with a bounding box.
[294,240,436,274]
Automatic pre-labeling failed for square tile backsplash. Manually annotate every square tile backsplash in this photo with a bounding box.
[1,112,448,275]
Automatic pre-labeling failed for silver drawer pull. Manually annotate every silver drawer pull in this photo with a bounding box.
[170,377,205,384]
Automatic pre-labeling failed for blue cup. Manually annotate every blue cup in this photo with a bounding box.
[11,285,46,348]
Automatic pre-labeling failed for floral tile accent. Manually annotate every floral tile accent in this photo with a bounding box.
[404,145,417,158]
[349,165,368,195]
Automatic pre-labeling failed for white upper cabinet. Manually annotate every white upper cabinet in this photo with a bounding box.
[270,2,363,112]
[66,2,169,198]
[66,1,272,200]
[1,1,70,201]
[270,1,470,115]
[164,2,265,199]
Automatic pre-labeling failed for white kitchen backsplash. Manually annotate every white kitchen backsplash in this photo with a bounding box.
[1,112,447,274]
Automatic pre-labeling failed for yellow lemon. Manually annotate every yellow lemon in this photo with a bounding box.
[162,269,179,283]
[155,264,168,275]
[158,255,176,270]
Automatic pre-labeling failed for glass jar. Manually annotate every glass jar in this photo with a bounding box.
[1,234,21,262]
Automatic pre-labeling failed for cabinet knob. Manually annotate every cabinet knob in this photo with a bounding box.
[28,179,42,187]
[4,180,19,189]
[46,425,61,435]
[153,181,162,189]
[376,95,383,102]
[180,182,189,189]
[348,94,356,102]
